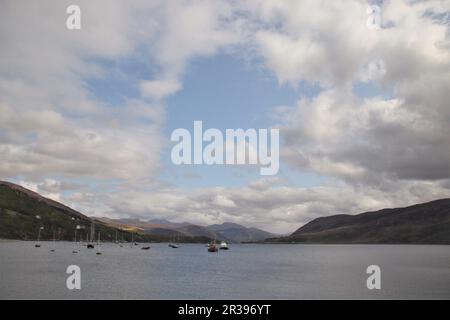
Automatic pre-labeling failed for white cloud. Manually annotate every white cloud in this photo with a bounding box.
[213,195,237,208]
[140,78,182,100]
[275,0,450,185]
[0,0,238,180]
[249,0,377,87]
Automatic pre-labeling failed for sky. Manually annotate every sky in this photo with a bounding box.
[1,0,450,233]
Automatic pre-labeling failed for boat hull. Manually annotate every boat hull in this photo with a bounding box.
[208,245,218,252]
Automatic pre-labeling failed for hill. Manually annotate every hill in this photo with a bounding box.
[268,199,450,244]
[0,181,165,242]
[105,219,278,243]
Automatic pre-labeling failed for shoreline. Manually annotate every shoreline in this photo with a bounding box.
[0,239,21,243]
[1,239,449,246]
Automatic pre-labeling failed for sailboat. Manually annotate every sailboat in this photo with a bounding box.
[168,233,179,248]
[50,230,56,252]
[96,232,102,255]
[87,223,95,249]
[35,226,43,248]
[72,227,79,253]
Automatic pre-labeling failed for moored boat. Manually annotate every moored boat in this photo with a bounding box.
[168,233,179,248]
[87,223,95,249]
[35,226,43,247]
[72,226,80,253]
[219,241,229,250]
[208,241,218,252]
[96,231,102,255]
[50,230,56,252]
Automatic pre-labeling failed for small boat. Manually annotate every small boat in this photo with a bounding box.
[141,246,151,250]
[96,232,102,255]
[219,241,229,250]
[50,230,56,252]
[168,233,180,248]
[208,241,218,252]
[72,227,79,253]
[87,223,95,249]
[35,226,43,248]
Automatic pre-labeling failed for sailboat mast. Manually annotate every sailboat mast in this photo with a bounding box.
[90,223,95,242]
[96,231,102,255]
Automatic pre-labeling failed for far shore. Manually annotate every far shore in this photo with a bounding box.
[0,239,21,243]
[1,239,449,245]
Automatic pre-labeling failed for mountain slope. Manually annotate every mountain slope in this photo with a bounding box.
[208,222,277,243]
[100,218,213,242]
[175,224,219,239]
[0,181,163,242]
[282,199,450,244]
[107,219,277,243]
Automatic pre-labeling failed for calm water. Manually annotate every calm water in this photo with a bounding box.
[1,242,449,299]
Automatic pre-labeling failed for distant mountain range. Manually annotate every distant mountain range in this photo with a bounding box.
[2,180,449,244]
[98,218,278,243]
[266,199,450,244]
[0,181,276,243]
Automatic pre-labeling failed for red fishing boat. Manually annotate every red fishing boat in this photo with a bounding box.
[207,241,218,252]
